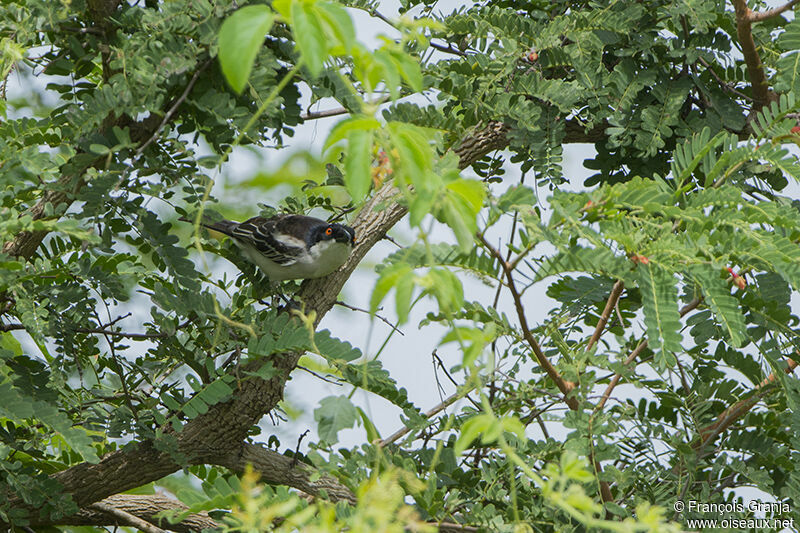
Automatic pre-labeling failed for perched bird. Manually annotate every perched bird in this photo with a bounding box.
[196,214,356,281]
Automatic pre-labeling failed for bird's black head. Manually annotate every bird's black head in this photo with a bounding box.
[310,222,356,246]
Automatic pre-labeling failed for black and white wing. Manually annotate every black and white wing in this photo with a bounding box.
[203,215,306,266]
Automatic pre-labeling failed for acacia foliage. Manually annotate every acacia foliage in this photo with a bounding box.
[1,0,800,531]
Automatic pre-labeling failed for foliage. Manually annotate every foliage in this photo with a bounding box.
[1,0,800,531]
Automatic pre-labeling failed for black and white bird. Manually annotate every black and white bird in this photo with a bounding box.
[197,214,356,281]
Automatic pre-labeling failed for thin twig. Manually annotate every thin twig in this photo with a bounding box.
[291,430,310,468]
[297,365,343,385]
[378,386,475,447]
[586,281,625,353]
[335,300,404,336]
[749,0,800,22]
[89,502,167,533]
[301,96,391,121]
[74,328,169,339]
[594,297,702,412]
[0,323,25,332]
[697,57,754,103]
[477,233,578,409]
[382,234,403,248]
[74,318,194,339]
[432,350,481,409]
[429,41,468,57]
[135,59,212,157]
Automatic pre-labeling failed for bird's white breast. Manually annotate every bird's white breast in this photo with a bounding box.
[304,240,352,277]
[236,239,351,281]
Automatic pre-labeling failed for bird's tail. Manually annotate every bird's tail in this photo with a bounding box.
[179,215,238,238]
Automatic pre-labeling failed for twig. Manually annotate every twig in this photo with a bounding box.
[0,323,25,332]
[369,8,395,27]
[696,355,799,448]
[382,234,403,248]
[297,365,343,385]
[74,328,170,339]
[88,502,166,533]
[378,386,474,447]
[586,281,625,353]
[749,0,800,22]
[436,523,480,533]
[134,59,212,157]
[732,0,771,107]
[300,96,391,121]
[429,41,468,57]
[103,312,133,328]
[335,300,404,336]
[697,57,754,103]
[594,297,703,412]
[291,430,310,468]
[432,350,481,409]
[477,233,578,409]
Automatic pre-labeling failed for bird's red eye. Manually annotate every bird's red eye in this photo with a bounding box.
[325,227,333,236]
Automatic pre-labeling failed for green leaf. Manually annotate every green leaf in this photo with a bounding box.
[691,267,748,348]
[394,271,415,324]
[0,380,99,463]
[455,414,494,455]
[423,267,464,316]
[0,332,22,356]
[388,122,433,181]
[388,48,423,92]
[316,2,356,53]
[292,1,327,76]
[324,115,381,152]
[218,5,275,94]
[636,264,682,368]
[370,263,413,316]
[88,143,109,155]
[357,407,382,442]
[441,324,497,367]
[314,395,358,444]
[344,129,372,200]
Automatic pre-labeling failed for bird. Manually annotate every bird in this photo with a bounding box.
[195,213,356,281]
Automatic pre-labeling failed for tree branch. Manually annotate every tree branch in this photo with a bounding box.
[594,297,702,412]
[378,385,474,448]
[586,281,625,353]
[732,0,772,108]
[748,0,800,22]
[64,494,220,532]
[696,354,799,450]
[477,233,578,409]
[216,443,357,505]
[88,502,168,533]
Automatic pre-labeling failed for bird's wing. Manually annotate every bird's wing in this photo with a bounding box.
[229,216,305,265]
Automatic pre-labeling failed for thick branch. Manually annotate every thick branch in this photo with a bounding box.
[62,494,220,532]
[732,0,772,108]
[216,443,357,504]
[88,502,167,533]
